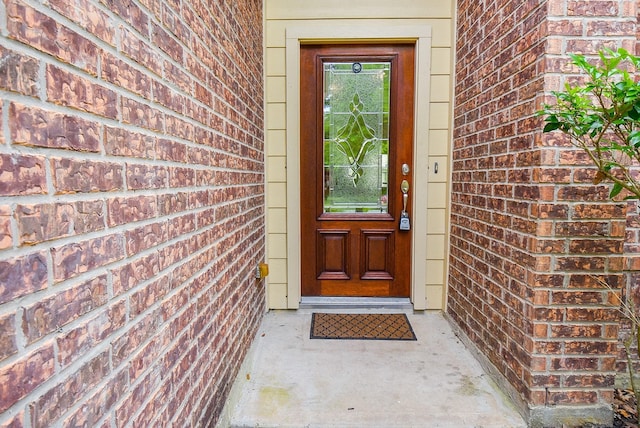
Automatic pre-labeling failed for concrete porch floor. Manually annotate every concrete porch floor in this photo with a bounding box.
[220,310,527,428]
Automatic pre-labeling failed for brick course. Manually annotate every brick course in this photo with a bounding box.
[452,0,638,425]
[0,0,264,426]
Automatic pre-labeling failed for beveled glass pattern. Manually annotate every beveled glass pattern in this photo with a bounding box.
[323,62,391,213]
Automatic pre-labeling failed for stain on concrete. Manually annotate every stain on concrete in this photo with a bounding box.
[458,375,483,396]
[258,386,291,418]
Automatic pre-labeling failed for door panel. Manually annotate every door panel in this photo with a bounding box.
[360,230,394,280]
[317,230,350,280]
[300,44,415,298]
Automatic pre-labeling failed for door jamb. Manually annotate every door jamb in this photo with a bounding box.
[285,21,432,309]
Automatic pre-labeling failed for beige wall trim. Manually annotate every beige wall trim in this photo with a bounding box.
[285,21,432,309]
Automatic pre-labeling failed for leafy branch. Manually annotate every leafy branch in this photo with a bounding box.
[539,49,640,422]
[538,48,640,199]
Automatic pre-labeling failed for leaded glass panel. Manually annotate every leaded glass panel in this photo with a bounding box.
[323,62,390,213]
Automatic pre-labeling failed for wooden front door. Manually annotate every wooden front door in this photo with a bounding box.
[300,44,415,297]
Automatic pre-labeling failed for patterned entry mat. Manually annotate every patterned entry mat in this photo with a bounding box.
[310,313,417,341]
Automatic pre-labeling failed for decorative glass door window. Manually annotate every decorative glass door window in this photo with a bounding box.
[323,62,391,213]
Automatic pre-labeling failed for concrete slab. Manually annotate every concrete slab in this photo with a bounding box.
[223,310,526,428]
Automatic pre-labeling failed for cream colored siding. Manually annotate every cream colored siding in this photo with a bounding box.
[266,0,453,19]
[265,0,455,310]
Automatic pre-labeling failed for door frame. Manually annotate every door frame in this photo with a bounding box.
[285,21,432,309]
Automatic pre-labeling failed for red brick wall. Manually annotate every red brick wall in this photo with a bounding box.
[451,0,550,406]
[620,201,640,380]
[0,0,265,426]
[451,0,636,422]
[617,0,640,388]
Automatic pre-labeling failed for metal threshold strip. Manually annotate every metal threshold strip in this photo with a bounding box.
[299,297,413,310]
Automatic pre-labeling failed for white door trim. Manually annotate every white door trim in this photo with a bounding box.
[285,20,432,309]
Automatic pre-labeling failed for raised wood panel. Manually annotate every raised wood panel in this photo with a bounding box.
[361,230,394,280]
[317,230,350,280]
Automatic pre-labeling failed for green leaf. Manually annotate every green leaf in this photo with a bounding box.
[610,182,624,198]
[543,122,563,133]
[629,130,640,147]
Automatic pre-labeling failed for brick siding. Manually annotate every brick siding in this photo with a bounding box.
[0,0,265,426]
[451,0,637,423]
[620,200,640,381]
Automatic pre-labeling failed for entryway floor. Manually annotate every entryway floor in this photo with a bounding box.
[222,310,527,428]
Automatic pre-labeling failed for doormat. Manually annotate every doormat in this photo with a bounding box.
[310,313,417,341]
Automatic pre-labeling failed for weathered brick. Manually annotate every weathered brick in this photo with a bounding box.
[550,357,600,371]
[153,79,184,112]
[568,274,624,289]
[121,96,164,131]
[536,203,569,219]
[56,300,126,367]
[22,275,108,343]
[0,154,47,196]
[61,368,126,427]
[169,166,196,188]
[566,308,620,322]
[156,139,188,163]
[0,343,55,413]
[152,22,184,63]
[573,204,626,220]
[558,185,611,201]
[564,374,615,388]
[101,51,152,98]
[132,379,172,427]
[120,27,162,76]
[0,312,17,362]
[46,65,117,118]
[555,255,607,271]
[130,276,170,317]
[111,309,163,368]
[167,214,196,240]
[125,221,167,255]
[30,351,109,427]
[10,103,101,152]
[0,205,12,250]
[126,163,168,190]
[14,200,105,244]
[551,290,607,305]
[107,195,157,227]
[115,365,162,426]
[111,253,160,296]
[52,157,123,193]
[586,20,636,37]
[51,234,125,282]
[102,0,149,35]
[7,0,98,75]
[550,324,603,338]
[104,126,156,158]
[2,410,24,427]
[74,200,106,234]
[569,239,624,254]
[16,202,72,245]
[158,192,188,216]
[554,221,610,237]
[191,149,213,170]
[0,252,48,305]
[48,0,115,45]
[572,0,619,15]
[0,46,39,96]
[546,389,599,405]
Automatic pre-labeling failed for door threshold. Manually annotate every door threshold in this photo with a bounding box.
[299,297,413,310]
